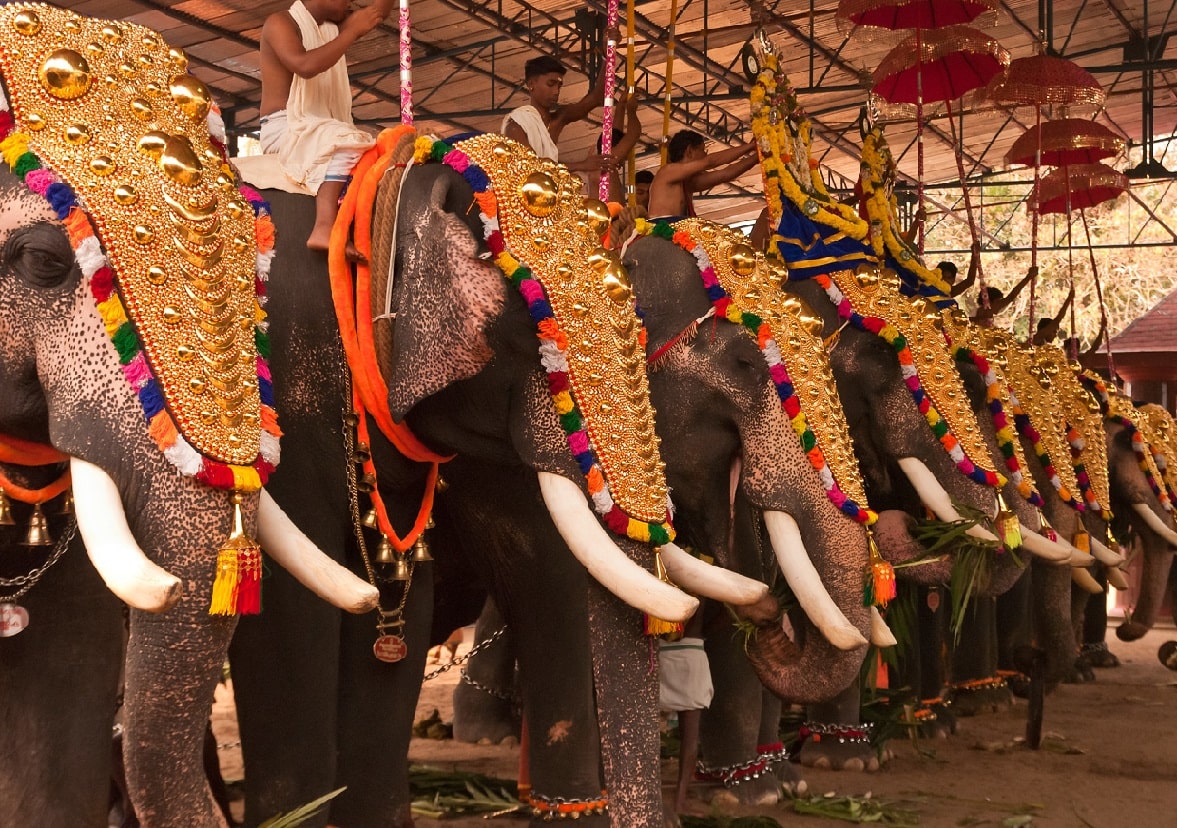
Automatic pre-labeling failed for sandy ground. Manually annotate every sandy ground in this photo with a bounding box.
[213,621,1177,827]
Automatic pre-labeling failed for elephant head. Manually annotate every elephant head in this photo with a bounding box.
[0,7,377,824]
[623,219,873,704]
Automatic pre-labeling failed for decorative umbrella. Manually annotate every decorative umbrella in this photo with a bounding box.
[1032,162,1126,368]
[838,0,999,32]
[871,25,1008,264]
[1005,119,1125,168]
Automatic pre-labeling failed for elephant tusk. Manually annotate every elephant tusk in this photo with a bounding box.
[1089,537,1126,567]
[1105,564,1130,591]
[1016,522,1077,564]
[870,607,897,648]
[1131,503,1177,548]
[1071,566,1104,594]
[70,457,183,613]
[896,457,1000,544]
[763,510,868,652]
[659,542,769,606]
[258,490,380,614]
[538,472,699,622]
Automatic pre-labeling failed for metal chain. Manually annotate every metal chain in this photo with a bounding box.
[422,624,507,682]
[338,343,413,626]
[0,517,76,602]
[460,670,517,704]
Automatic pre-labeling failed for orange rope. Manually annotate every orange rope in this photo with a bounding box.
[0,433,70,503]
[328,127,450,551]
[327,127,451,465]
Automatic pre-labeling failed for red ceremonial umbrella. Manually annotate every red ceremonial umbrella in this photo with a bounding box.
[1032,162,1126,363]
[872,25,1008,266]
[1005,119,1126,168]
[837,0,999,37]
[981,54,1107,325]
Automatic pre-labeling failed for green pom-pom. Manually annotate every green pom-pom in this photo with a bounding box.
[559,410,583,433]
[931,418,949,438]
[652,222,675,240]
[800,430,817,452]
[111,322,140,364]
[254,328,270,359]
[13,152,41,177]
[1000,442,1015,458]
[891,335,907,351]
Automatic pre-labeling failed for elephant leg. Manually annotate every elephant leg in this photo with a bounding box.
[122,605,237,828]
[798,680,881,772]
[331,560,434,827]
[452,597,519,746]
[1030,561,1083,685]
[996,565,1034,694]
[948,596,1013,717]
[698,607,783,807]
[231,563,343,827]
[0,525,123,827]
[758,689,805,795]
[588,580,662,828]
[1078,569,1119,668]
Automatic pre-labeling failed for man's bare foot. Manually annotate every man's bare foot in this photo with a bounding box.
[306,224,333,253]
[307,231,367,264]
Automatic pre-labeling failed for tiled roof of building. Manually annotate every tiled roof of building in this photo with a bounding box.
[1107,287,1177,353]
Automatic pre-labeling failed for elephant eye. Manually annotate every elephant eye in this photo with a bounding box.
[3,221,79,289]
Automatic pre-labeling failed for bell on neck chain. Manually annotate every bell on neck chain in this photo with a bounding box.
[24,503,52,546]
[0,491,14,526]
[57,491,74,516]
[375,535,395,564]
[410,535,433,562]
[362,506,380,530]
[391,553,411,581]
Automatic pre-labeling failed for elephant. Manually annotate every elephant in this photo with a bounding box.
[0,8,382,825]
[228,133,780,827]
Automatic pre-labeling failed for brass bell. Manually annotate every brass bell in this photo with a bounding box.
[435,475,449,493]
[362,507,380,530]
[425,512,435,530]
[24,503,52,546]
[0,491,15,526]
[375,535,395,564]
[58,490,74,516]
[391,553,412,581]
[410,535,433,563]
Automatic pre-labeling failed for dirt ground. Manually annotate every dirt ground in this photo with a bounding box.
[212,620,1177,827]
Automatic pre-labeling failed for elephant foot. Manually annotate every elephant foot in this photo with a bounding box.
[1158,640,1177,671]
[451,675,519,745]
[948,676,1014,717]
[1082,641,1121,668]
[1066,655,1097,684]
[696,744,789,806]
[775,759,809,798]
[913,699,957,739]
[795,723,883,772]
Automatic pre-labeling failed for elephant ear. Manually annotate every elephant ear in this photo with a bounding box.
[387,165,507,420]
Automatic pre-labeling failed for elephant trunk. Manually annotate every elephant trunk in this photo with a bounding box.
[1117,503,1177,640]
[537,471,699,622]
[71,457,183,613]
[739,510,870,704]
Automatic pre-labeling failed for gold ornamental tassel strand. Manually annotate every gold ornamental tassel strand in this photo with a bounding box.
[643,548,684,639]
[994,490,1021,551]
[863,531,896,608]
[209,492,262,616]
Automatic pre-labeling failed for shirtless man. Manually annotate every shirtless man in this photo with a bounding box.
[503,47,611,170]
[260,0,393,252]
[647,130,758,220]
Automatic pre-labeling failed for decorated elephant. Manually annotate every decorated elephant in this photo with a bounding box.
[0,7,381,826]
[228,129,788,827]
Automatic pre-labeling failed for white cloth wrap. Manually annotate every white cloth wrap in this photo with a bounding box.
[658,637,714,712]
[502,105,559,161]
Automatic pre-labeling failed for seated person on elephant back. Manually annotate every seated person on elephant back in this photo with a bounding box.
[259,0,393,254]
[647,130,758,222]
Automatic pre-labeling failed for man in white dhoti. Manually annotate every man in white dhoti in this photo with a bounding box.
[260,0,393,253]
[502,53,609,172]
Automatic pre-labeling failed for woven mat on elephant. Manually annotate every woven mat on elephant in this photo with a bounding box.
[369,129,420,382]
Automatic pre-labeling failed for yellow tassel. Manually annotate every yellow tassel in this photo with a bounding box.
[644,548,684,639]
[995,491,1021,550]
[209,492,263,616]
[1073,527,1090,554]
[864,531,896,608]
